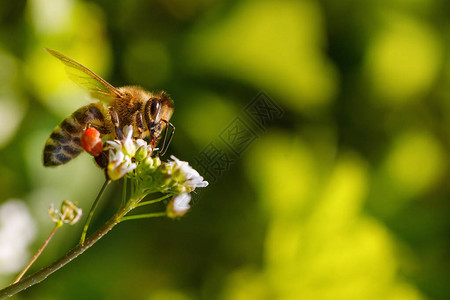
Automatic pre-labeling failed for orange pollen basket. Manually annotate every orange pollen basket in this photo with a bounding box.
[81,127,103,157]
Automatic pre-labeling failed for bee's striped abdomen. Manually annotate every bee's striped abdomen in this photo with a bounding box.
[43,103,109,167]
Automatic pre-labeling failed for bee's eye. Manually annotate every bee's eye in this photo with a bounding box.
[150,99,161,121]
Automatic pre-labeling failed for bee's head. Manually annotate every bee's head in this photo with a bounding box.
[144,91,174,133]
[144,92,174,155]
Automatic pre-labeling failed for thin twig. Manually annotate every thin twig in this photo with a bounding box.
[12,223,61,284]
[0,181,171,298]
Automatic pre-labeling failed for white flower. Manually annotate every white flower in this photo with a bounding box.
[170,156,209,192]
[167,193,191,218]
[108,145,137,180]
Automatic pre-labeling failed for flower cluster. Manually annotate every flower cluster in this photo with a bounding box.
[102,125,208,217]
[48,200,82,225]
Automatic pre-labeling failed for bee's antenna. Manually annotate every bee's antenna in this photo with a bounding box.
[159,120,175,156]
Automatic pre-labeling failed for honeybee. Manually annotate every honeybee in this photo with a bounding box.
[43,48,174,167]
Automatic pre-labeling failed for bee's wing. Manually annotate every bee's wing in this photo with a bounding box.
[46,48,122,102]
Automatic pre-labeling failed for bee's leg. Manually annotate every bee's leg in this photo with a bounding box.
[85,122,98,131]
[159,120,175,156]
[108,107,124,140]
[135,112,145,139]
[85,122,100,132]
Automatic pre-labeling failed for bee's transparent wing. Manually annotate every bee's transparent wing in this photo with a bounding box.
[46,48,122,102]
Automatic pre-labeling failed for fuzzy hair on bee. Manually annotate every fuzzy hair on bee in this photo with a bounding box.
[43,49,174,167]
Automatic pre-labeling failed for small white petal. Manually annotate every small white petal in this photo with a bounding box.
[124,155,132,164]
[123,163,137,174]
[173,193,191,213]
[123,125,133,140]
[109,149,124,164]
[106,140,121,148]
[123,140,136,157]
[136,139,147,148]
[196,181,209,187]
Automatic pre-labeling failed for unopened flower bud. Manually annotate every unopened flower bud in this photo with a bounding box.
[152,156,162,168]
[167,193,191,218]
[134,145,148,162]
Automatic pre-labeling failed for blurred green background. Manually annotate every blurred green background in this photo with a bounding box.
[0,0,449,299]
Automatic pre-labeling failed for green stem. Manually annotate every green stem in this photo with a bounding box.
[79,179,111,244]
[11,223,62,284]
[131,179,135,201]
[121,177,127,207]
[119,212,166,222]
[133,194,172,208]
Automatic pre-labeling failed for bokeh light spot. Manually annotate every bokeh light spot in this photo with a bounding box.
[245,132,317,217]
[382,130,446,196]
[365,12,441,104]
[186,0,337,113]
[0,200,36,275]
[28,0,73,34]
